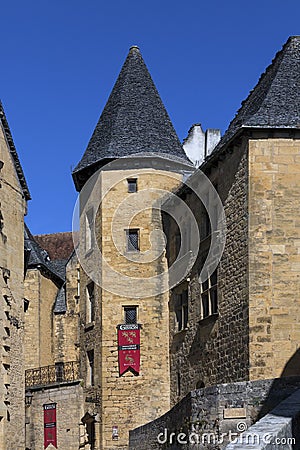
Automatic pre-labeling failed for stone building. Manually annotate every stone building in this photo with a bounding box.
[0,103,30,449]
[163,35,300,405]
[1,36,300,450]
[71,45,194,449]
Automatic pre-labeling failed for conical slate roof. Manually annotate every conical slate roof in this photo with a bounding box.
[214,36,300,152]
[73,46,190,190]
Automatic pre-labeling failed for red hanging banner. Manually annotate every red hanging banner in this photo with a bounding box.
[43,403,57,449]
[117,324,141,375]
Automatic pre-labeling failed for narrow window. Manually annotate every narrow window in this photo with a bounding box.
[175,289,188,331]
[24,298,29,313]
[201,191,211,239]
[177,372,181,396]
[87,350,94,386]
[126,229,139,252]
[200,268,218,319]
[124,306,137,324]
[127,178,137,193]
[85,208,94,253]
[210,270,218,314]
[86,282,95,323]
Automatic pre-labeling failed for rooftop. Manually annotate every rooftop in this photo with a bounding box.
[72,46,191,190]
[214,35,300,152]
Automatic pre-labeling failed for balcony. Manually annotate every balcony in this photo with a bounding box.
[25,361,80,388]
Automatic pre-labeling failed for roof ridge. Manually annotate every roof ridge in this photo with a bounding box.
[25,224,66,284]
[34,231,72,237]
[0,102,31,200]
[213,36,300,153]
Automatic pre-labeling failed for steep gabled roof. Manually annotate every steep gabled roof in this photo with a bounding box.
[73,46,190,190]
[24,224,65,285]
[214,36,300,152]
[0,102,31,200]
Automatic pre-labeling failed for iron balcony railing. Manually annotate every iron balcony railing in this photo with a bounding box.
[25,361,80,388]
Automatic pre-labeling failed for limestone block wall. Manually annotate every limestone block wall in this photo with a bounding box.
[24,269,59,369]
[26,382,84,450]
[54,254,80,363]
[0,123,27,448]
[129,377,300,450]
[249,137,300,380]
[99,169,181,449]
[78,167,183,449]
[167,140,249,406]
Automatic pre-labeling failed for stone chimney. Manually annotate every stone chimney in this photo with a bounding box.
[183,124,221,168]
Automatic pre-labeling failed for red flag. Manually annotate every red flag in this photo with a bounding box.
[44,403,57,449]
[117,324,140,375]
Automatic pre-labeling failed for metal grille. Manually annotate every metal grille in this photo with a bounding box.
[125,307,137,324]
[25,361,79,388]
[127,229,139,251]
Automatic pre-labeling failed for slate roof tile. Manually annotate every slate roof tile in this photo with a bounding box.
[213,36,300,153]
[0,102,31,200]
[24,224,65,285]
[73,46,191,190]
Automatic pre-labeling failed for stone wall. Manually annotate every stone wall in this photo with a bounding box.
[129,377,300,450]
[24,269,59,369]
[224,387,300,450]
[248,136,300,380]
[26,382,84,450]
[77,166,184,449]
[166,138,249,405]
[0,120,27,448]
[54,253,80,363]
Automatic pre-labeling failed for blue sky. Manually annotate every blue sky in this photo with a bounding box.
[1,0,299,234]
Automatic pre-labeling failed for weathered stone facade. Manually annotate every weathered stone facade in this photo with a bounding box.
[129,377,300,450]
[78,167,185,449]
[2,37,300,450]
[0,108,29,449]
[25,382,84,450]
[164,137,249,405]
[249,135,300,380]
[24,269,60,368]
[53,253,80,364]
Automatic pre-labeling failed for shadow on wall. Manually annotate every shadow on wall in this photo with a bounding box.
[258,349,300,450]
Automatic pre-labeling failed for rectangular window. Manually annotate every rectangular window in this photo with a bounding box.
[175,289,188,331]
[86,282,95,323]
[201,269,218,319]
[85,208,94,253]
[124,306,137,324]
[127,178,137,193]
[126,229,139,252]
[87,350,94,386]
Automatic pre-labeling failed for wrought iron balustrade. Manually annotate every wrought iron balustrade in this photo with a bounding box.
[25,361,80,388]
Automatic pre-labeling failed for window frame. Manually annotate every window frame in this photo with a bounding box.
[86,282,95,324]
[87,349,95,386]
[126,228,140,252]
[175,289,188,332]
[85,208,94,253]
[124,306,138,324]
[127,178,138,193]
[200,269,218,319]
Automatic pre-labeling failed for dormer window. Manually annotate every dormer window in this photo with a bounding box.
[127,178,137,193]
